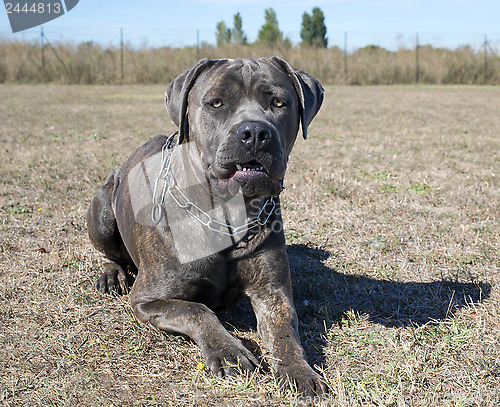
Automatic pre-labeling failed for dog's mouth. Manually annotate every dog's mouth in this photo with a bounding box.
[212,160,283,197]
[229,160,276,190]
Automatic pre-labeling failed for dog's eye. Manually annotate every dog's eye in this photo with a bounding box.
[210,99,223,108]
[272,97,286,108]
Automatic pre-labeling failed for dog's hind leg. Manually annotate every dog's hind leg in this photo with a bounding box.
[87,170,136,295]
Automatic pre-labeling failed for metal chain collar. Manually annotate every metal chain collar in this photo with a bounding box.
[151,132,276,237]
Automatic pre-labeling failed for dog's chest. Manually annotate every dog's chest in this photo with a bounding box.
[174,254,244,309]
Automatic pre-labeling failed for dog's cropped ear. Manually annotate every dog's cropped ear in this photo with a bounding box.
[269,56,325,140]
[165,59,220,143]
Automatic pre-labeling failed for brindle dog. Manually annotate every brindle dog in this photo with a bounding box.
[87,57,325,396]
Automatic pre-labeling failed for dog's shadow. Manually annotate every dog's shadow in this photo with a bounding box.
[220,243,492,368]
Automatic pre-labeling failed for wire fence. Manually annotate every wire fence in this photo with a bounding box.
[0,28,499,85]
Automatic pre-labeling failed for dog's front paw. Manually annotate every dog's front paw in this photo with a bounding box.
[201,338,259,378]
[277,363,328,398]
[95,264,132,296]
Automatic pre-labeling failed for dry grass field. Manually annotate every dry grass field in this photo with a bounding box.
[0,84,498,406]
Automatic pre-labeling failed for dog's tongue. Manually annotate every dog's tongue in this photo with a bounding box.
[231,169,268,182]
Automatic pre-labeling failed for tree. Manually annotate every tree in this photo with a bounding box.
[232,12,247,45]
[311,8,327,47]
[300,12,313,46]
[216,21,231,46]
[300,7,327,48]
[216,13,247,47]
[257,8,283,45]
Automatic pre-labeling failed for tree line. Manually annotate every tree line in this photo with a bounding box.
[216,7,327,48]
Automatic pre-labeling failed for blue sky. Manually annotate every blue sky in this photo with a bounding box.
[1,0,499,50]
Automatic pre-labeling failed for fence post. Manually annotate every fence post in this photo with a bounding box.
[344,31,348,82]
[120,28,124,83]
[197,29,200,61]
[41,26,45,82]
[416,32,420,84]
[483,35,488,84]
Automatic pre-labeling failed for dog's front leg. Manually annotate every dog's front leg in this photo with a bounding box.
[244,254,327,397]
[131,298,258,377]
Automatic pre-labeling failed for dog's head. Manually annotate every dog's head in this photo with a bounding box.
[165,57,324,197]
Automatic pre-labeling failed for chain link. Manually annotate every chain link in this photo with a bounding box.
[151,132,276,237]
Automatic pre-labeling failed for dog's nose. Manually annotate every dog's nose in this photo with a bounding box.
[234,121,272,152]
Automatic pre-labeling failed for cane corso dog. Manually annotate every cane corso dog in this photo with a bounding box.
[87,57,325,396]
